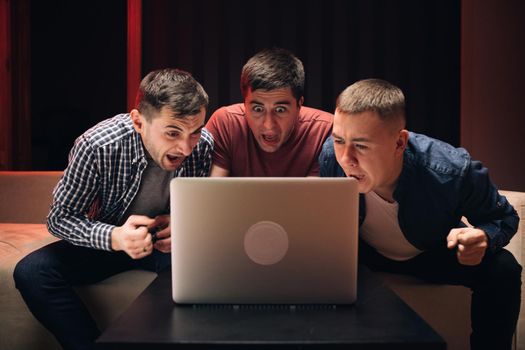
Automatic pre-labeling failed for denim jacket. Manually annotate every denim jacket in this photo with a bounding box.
[319,132,518,252]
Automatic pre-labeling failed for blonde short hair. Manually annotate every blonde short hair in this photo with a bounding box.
[336,79,405,125]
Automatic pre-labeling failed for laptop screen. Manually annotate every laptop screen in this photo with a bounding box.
[170,177,358,304]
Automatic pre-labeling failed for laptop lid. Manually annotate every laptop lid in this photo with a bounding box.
[170,177,358,304]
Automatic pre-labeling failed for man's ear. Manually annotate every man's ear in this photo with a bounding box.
[298,96,304,108]
[130,109,143,133]
[395,129,409,155]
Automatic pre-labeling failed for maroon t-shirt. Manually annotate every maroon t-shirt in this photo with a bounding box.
[205,103,333,176]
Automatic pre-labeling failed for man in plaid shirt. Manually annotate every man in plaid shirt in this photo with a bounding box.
[14,68,213,350]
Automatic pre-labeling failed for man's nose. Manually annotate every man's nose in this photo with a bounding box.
[178,137,193,156]
[341,147,358,167]
[262,113,276,129]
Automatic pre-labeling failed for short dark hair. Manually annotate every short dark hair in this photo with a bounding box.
[336,79,405,124]
[135,68,208,120]
[240,48,305,101]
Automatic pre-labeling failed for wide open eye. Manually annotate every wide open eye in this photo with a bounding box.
[275,106,287,113]
[252,105,264,114]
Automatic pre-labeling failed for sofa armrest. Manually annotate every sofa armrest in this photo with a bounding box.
[500,190,525,264]
[500,190,525,350]
[0,171,63,224]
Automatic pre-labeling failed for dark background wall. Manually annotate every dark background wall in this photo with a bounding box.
[30,0,127,170]
[143,0,460,145]
[29,0,460,171]
[461,0,525,192]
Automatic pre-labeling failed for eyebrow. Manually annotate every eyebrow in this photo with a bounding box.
[351,137,371,142]
[166,123,205,134]
[249,100,292,106]
[166,125,183,132]
[331,132,371,143]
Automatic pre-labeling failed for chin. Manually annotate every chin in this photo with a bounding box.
[161,161,181,171]
[358,187,370,194]
[258,143,280,153]
[263,147,279,153]
[358,183,374,194]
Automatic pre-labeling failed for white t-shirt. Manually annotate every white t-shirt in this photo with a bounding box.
[360,191,422,261]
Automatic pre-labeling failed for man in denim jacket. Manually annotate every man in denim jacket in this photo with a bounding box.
[319,79,521,350]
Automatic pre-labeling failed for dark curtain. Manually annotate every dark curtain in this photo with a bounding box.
[143,0,460,146]
[28,0,459,170]
[30,0,127,170]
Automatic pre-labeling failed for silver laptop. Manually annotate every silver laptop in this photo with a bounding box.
[170,177,359,304]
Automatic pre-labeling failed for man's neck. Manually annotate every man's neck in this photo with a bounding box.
[373,160,404,203]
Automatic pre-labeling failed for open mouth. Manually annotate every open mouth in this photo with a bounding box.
[349,174,365,181]
[166,154,182,164]
[262,134,279,144]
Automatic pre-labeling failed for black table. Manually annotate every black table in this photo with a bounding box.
[97,267,445,349]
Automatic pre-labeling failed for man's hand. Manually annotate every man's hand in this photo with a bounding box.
[111,215,155,259]
[151,214,171,253]
[446,227,488,266]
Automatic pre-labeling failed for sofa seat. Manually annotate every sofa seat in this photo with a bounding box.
[378,189,525,350]
[0,223,156,350]
[1,171,524,350]
[0,223,58,259]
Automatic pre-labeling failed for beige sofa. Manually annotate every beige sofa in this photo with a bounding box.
[0,171,524,350]
[380,189,525,350]
[0,172,156,350]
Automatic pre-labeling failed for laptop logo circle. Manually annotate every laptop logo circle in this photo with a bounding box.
[244,221,289,265]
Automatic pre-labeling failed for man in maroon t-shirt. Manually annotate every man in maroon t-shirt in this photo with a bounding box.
[205,48,333,177]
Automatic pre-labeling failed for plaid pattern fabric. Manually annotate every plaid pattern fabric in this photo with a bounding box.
[47,113,213,250]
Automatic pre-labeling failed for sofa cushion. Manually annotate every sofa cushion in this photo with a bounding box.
[0,223,59,260]
[0,223,157,350]
[381,190,525,350]
[0,171,63,224]
[0,224,62,350]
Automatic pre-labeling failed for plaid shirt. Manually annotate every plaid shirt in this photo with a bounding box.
[47,113,213,251]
